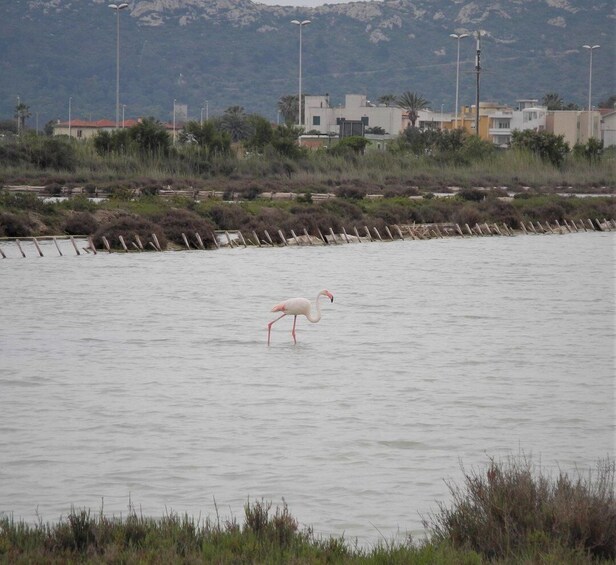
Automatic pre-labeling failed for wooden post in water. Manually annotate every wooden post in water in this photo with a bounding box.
[238,231,247,247]
[148,242,158,251]
[290,230,301,246]
[224,231,233,247]
[328,227,338,244]
[394,225,404,240]
[520,223,528,235]
[341,227,351,244]
[102,236,112,252]
[32,237,44,257]
[434,224,444,238]
[364,226,373,241]
[317,228,327,244]
[195,232,205,250]
[88,236,97,254]
[455,224,465,237]
[70,236,80,255]
[253,231,262,247]
[465,223,473,236]
[131,242,141,251]
[483,223,492,235]
[384,226,394,241]
[493,224,502,236]
[303,228,313,245]
[586,219,595,230]
[135,235,145,250]
[373,227,383,241]
[278,230,288,245]
[210,232,220,249]
[353,226,362,242]
[118,235,128,252]
[0,245,5,259]
[180,232,190,249]
[264,230,274,246]
[475,224,484,236]
[554,220,563,234]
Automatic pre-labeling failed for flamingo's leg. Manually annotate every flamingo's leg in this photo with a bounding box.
[267,313,286,346]
[291,315,298,344]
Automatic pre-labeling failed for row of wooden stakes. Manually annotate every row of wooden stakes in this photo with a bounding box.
[0,218,613,258]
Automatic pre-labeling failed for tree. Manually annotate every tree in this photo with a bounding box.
[179,121,230,153]
[598,94,616,109]
[366,126,386,135]
[277,95,299,125]
[245,115,273,151]
[129,117,171,154]
[542,92,564,110]
[396,91,430,128]
[15,102,31,134]
[377,94,397,107]
[511,129,569,167]
[219,106,251,143]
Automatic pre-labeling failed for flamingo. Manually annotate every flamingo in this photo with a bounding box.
[267,289,334,345]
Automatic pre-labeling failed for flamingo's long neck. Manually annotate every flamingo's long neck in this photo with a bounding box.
[306,293,324,323]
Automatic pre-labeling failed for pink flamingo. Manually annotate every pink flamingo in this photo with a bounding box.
[267,290,334,345]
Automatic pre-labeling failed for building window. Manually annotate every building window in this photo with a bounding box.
[313,116,321,126]
[361,116,369,126]
[77,130,83,138]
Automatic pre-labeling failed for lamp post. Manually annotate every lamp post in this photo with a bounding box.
[68,96,72,139]
[173,98,176,144]
[122,104,126,128]
[109,3,129,128]
[16,95,20,135]
[582,44,600,140]
[291,19,311,127]
[450,33,468,128]
[440,103,444,130]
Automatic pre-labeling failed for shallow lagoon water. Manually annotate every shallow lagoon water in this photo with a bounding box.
[0,233,614,544]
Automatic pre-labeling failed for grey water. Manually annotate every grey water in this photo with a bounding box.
[0,233,614,545]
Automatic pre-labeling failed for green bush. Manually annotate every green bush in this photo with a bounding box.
[93,215,167,251]
[0,212,33,237]
[63,211,98,235]
[155,208,216,248]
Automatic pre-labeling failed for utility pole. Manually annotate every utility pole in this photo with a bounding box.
[474,31,481,137]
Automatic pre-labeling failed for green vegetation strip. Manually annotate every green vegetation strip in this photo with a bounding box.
[1,457,614,563]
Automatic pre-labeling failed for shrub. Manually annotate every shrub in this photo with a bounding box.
[155,209,217,248]
[63,212,98,235]
[0,212,32,237]
[44,183,63,196]
[93,216,167,251]
[426,456,616,561]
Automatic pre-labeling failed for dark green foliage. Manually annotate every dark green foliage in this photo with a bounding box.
[178,120,231,154]
[573,138,603,163]
[511,130,570,167]
[63,211,98,235]
[458,188,485,202]
[130,117,171,155]
[331,136,371,156]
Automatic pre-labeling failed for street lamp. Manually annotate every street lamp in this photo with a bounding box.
[450,33,469,128]
[582,44,600,140]
[122,104,126,128]
[68,96,72,139]
[173,98,176,144]
[109,3,128,128]
[200,101,208,125]
[291,19,311,127]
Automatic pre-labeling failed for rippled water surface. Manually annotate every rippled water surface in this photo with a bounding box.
[1,233,614,544]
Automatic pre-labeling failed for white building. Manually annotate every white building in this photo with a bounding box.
[601,110,616,147]
[487,100,548,147]
[303,94,406,136]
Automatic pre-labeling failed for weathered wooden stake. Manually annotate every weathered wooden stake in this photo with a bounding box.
[238,231,248,247]
[435,224,444,238]
[373,227,383,241]
[394,225,404,240]
[303,228,313,245]
[364,226,374,241]
[135,234,145,250]
[131,242,141,251]
[253,230,262,247]
[385,226,395,240]
[224,231,233,247]
[465,223,473,236]
[455,224,465,237]
[587,219,595,230]
[264,230,274,246]
[32,237,44,257]
[290,230,301,246]
[353,226,362,242]
[475,224,484,236]
[102,236,112,252]
[70,235,80,255]
[118,235,128,252]
[148,242,158,251]
[328,227,338,244]
[483,223,493,235]
[341,226,351,244]
[0,245,6,259]
[195,232,205,250]
[88,236,97,254]
[520,223,528,235]
[317,228,327,244]
[593,218,603,231]
[493,223,502,236]
[278,229,288,245]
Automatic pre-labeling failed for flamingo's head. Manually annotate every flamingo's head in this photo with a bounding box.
[322,290,334,303]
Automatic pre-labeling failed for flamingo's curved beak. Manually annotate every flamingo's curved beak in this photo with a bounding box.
[327,292,334,302]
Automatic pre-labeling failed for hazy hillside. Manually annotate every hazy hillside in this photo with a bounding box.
[1,0,613,126]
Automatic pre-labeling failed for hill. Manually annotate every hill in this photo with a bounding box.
[0,0,613,126]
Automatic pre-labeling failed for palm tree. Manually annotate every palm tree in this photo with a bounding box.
[277,95,299,125]
[396,91,430,128]
[15,102,31,134]
[219,106,251,143]
[377,94,397,107]
[542,92,564,110]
